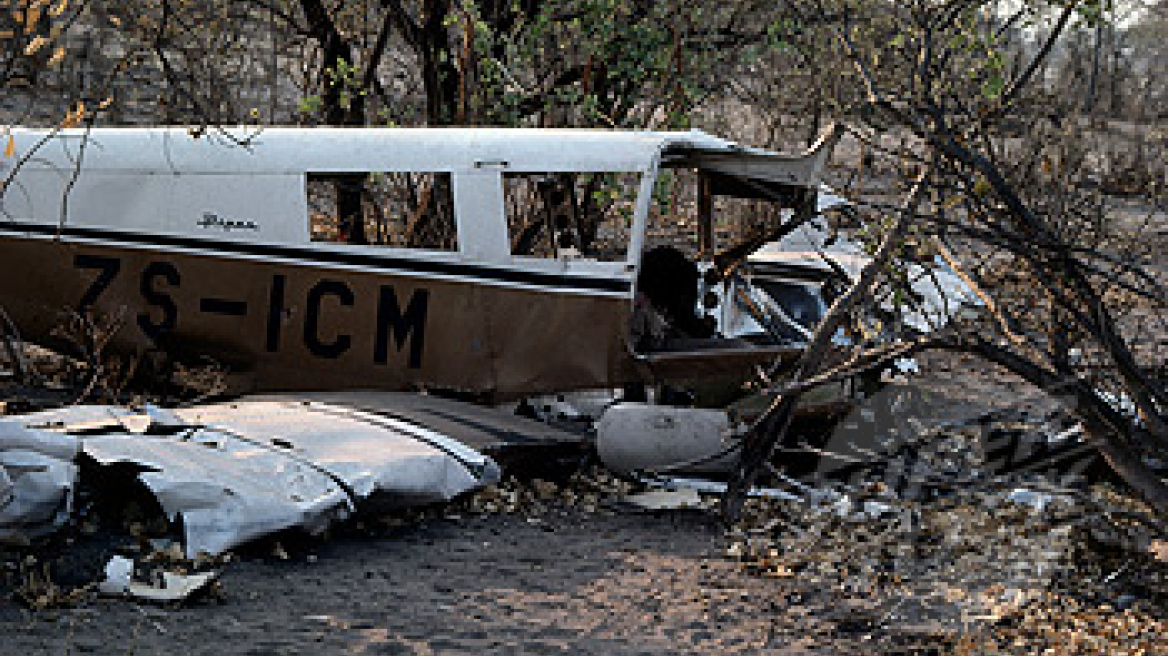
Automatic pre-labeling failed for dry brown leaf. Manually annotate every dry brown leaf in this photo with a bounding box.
[46,45,64,67]
[1150,540,1168,563]
[23,36,48,56]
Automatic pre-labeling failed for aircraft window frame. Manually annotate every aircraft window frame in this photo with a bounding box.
[307,171,458,252]
[503,171,642,263]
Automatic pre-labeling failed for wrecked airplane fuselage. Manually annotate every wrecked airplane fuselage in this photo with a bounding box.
[0,126,839,400]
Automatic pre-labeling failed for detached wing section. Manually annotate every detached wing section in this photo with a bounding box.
[2,396,577,557]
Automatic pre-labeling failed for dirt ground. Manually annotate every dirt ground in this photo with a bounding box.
[1,508,907,656]
[1,359,1163,656]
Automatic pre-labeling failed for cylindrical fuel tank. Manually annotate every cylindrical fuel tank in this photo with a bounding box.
[596,403,736,474]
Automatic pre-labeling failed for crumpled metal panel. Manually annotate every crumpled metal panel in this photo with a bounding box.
[0,423,80,546]
[83,429,352,558]
[174,401,502,510]
[0,400,499,556]
[0,452,77,545]
[75,400,500,556]
[0,420,82,459]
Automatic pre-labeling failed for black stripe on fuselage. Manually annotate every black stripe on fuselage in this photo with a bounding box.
[0,222,633,294]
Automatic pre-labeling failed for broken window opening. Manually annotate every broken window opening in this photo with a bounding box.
[651,169,799,256]
[633,167,820,355]
[504,172,640,262]
[308,172,457,252]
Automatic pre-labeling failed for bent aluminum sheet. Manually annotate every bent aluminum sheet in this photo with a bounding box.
[173,401,501,509]
[0,450,77,545]
[81,400,500,556]
[752,223,978,334]
[83,428,352,557]
[0,421,80,545]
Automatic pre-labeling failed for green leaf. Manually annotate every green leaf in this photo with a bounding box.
[982,73,1004,100]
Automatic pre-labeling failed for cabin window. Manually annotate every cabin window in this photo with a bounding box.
[648,168,794,257]
[308,172,457,251]
[503,172,640,262]
[708,194,789,250]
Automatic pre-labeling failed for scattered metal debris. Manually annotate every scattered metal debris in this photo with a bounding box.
[722,417,1168,652]
[618,488,705,511]
[98,555,220,603]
